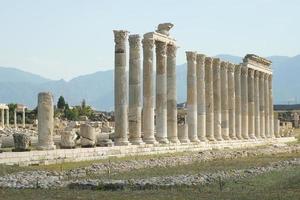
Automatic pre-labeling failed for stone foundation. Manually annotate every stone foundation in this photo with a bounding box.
[0,137,296,166]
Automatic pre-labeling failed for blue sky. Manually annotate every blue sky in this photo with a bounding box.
[0,0,299,80]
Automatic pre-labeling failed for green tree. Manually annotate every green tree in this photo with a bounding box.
[57,96,66,110]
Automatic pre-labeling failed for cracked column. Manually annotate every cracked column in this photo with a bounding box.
[128,34,143,145]
[205,57,215,141]
[264,73,270,138]
[221,61,229,140]
[114,30,130,146]
[248,68,256,139]
[186,51,200,143]
[269,75,274,138]
[142,38,157,144]
[259,72,266,138]
[196,54,206,141]
[167,45,179,143]
[241,65,249,139]
[37,92,56,150]
[155,41,168,143]
[228,63,236,139]
[213,58,222,141]
[254,71,261,138]
[234,65,242,139]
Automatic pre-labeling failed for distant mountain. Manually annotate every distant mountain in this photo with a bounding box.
[0,55,299,110]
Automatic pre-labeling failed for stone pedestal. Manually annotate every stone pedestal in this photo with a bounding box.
[205,57,215,141]
[114,30,130,146]
[228,63,236,139]
[196,54,207,141]
[221,61,229,140]
[80,124,96,147]
[248,69,256,139]
[60,131,76,148]
[254,71,261,138]
[259,72,266,138]
[234,65,242,139]
[177,124,190,143]
[13,133,31,152]
[167,45,179,143]
[186,51,200,143]
[142,38,157,144]
[128,34,144,145]
[37,92,56,150]
[155,41,168,144]
[241,65,249,139]
[213,58,222,141]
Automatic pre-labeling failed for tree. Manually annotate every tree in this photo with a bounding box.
[57,96,66,110]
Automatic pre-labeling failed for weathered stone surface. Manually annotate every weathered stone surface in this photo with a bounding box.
[60,131,76,149]
[13,133,31,151]
[80,124,96,147]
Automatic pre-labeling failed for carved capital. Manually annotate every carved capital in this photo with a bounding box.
[113,30,129,45]
[254,70,260,79]
[248,68,255,78]
[205,57,213,66]
[220,61,228,72]
[128,34,141,49]
[268,75,272,81]
[142,38,154,50]
[186,51,197,62]
[259,71,265,79]
[241,66,248,76]
[167,45,177,58]
[227,63,235,72]
[155,41,167,55]
[234,64,241,73]
[212,58,220,67]
[264,73,270,80]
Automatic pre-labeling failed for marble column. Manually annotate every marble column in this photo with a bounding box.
[228,63,236,139]
[235,65,242,139]
[186,51,200,143]
[248,68,256,139]
[114,30,130,146]
[274,112,280,138]
[142,38,157,144]
[128,34,143,145]
[254,71,261,138]
[155,41,168,143]
[264,73,270,138]
[196,54,206,141]
[6,109,9,127]
[37,92,56,150]
[205,57,215,141]
[259,72,266,138]
[241,65,249,139]
[14,109,17,128]
[22,108,25,128]
[269,75,274,138]
[213,58,222,141]
[167,45,179,143]
[221,61,229,140]
[1,109,4,128]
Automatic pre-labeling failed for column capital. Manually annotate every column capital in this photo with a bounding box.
[212,58,221,66]
[156,41,167,55]
[167,45,177,58]
[205,57,213,65]
[259,71,265,79]
[248,68,255,78]
[142,38,154,50]
[264,73,270,80]
[220,61,228,71]
[241,66,248,76]
[268,74,273,81]
[128,34,141,49]
[234,64,241,73]
[254,70,260,79]
[227,63,235,72]
[196,54,206,63]
[186,51,197,61]
[113,30,129,44]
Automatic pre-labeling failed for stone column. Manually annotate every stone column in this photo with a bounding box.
[186,51,200,143]
[142,38,157,144]
[269,75,274,138]
[155,41,168,143]
[228,63,236,139]
[167,45,179,143]
[178,114,190,143]
[241,65,249,139]
[196,54,206,141]
[254,71,261,138]
[213,58,222,141]
[259,72,266,138]
[22,108,25,128]
[248,68,256,139]
[274,112,280,138]
[1,109,4,128]
[14,109,17,128]
[235,65,242,139]
[114,30,130,146]
[264,73,270,138]
[37,92,56,150]
[6,109,9,127]
[128,34,143,145]
[221,61,229,140]
[205,57,215,141]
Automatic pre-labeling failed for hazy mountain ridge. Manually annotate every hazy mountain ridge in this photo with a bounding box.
[0,55,299,110]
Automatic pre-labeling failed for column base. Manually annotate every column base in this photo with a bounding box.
[143,137,158,144]
[168,137,181,144]
[179,138,190,144]
[189,138,201,143]
[207,136,216,141]
[37,144,56,150]
[198,137,208,142]
[114,139,130,146]
[129,138,145,145]
[215,137,223,141]
[249,134,256,139]
[156,137,169,144]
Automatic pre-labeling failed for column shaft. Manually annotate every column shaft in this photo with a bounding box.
[14,110,17,128]
[254,71,261,138]
[205,57,215,141]
[241,65,249,139]
[213,58,222,141]
[259,72,266,138]
[196,54,206,141]
[142,38,157,144]
[221,61,229,140]
[167,45,179,143]
[264,74,270,138]
[6,109,9,126]
[269,75,274,137]
[235,65,242,139]
[128,34,143,145]
[248,68,255,139]
[186,51,200,142]
[114,30,130,146]
[1,109,4,128]
[155,41,168,143]
[228,63,236,139]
